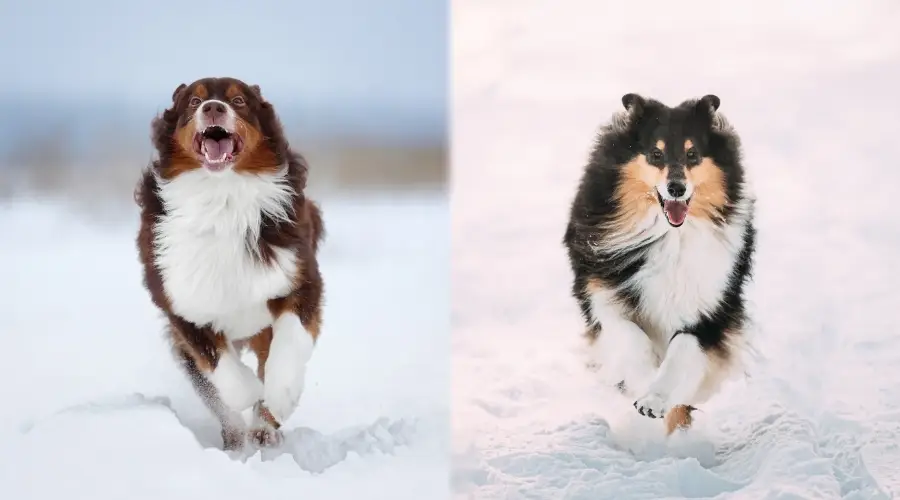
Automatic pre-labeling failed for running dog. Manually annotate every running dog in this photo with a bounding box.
[563,93,755,434]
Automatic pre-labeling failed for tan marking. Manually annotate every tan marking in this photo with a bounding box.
[684,139,694,150]
[232,116,278,174]
[267,293,321,341]
[225,83,242,99]
[665,405,694,435]
[247,327,274,380]
[655,140,665,150]
[253,404,281,431]
[582,278,608,343]
[685,158,728,222]
[585,277,606,295]
[194,84,208,100]
[246,327,280,429]
[164,120,203,179]
[612,155,665,230]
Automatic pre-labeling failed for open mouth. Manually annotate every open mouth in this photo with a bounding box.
[192,125,244,171]
[658,195,691,227]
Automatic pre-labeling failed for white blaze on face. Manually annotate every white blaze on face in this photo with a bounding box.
[194,99,239,169]
[655,177,695,201]
[655,173,695,227]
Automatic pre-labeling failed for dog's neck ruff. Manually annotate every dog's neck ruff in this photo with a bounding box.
[153,163,294,254]
[593,187,753,338]
[151,162,299,340]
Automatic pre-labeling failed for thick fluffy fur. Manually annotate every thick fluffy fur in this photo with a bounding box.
[135,77,325,450]
[563,93,755,433]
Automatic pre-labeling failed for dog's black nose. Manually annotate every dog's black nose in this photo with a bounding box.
[202,102,226,114]
[667,181,687,198]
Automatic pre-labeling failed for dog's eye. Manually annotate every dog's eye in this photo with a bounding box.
[650,149,664,162]
[189,97,202,108]
[232,96,246,106]
[686,149,699,164]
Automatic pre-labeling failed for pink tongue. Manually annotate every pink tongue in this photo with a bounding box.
[663,200,689,226]
[203,137,235,161]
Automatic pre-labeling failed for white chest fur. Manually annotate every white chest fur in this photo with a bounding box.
[152,168,298,340]
[629,213,749,342]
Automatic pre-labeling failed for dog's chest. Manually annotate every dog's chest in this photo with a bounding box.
[152,170,297,339]
[631,220,742,337]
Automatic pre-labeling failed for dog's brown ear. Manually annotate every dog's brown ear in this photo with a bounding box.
[171,83,187,103]
[251,84,266,102]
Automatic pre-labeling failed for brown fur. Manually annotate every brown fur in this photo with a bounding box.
[134,76,325,450]
[613,154,728,228]
[612,155,664,230]
[194,83,208,100]
[665,405,694,435]
[685,158,728,223]
[225,83,241,100]
[246,328,281,431]
[582,278,606,343]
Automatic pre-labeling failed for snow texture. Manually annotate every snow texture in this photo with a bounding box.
[452,0,900,498]
[0,191,449,499]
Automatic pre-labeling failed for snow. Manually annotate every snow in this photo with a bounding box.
[0,190,449,499]
[452,0,900,498]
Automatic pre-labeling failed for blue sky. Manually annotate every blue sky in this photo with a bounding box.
[0,0,446,141]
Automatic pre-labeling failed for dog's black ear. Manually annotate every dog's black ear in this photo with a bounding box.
[622,93,646,112]
[697,94,720,112]
[622,94,647,111]
[171,83,187,103]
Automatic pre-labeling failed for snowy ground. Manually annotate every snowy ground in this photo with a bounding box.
[452,0,900,498]
[0,189,449,499]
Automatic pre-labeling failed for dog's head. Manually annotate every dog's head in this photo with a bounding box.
[611,93,740,228]
[151,77,288,178]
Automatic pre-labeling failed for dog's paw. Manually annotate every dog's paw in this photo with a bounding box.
[208,353,263,412]
[249,425,284,448]
[633,392,669,419]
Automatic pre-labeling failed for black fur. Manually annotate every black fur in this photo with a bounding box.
[563,93,756,359]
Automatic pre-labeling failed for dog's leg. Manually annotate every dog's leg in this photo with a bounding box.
[174,347,248,450]
[634,332,708,419]
[169,317,263,417]
[244,327,284,447]
[586,291,658,396]
[263,259,323,424]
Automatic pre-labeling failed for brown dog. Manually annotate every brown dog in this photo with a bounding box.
[134,77,324,450]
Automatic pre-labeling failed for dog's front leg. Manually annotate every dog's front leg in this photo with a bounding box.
[584,287,659,396]
[633,331,708,419]
[262,259,323,425]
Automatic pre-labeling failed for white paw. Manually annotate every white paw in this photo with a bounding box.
[263,314,315,423]
[634,392,669,419]
[208,352,263,412]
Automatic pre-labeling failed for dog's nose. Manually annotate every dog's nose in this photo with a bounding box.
[202,102,226,116]
[667,181,687,199]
